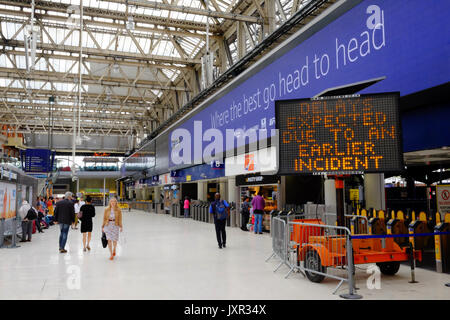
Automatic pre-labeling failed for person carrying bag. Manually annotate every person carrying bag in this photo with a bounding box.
[209,193,230,249]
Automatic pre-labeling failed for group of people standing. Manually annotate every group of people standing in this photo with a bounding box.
[18,196,58,242]
[240,191,266,234]
[52,192,123,260]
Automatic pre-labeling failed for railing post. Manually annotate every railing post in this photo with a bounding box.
[408,241,418,283]
[340,235,362,299]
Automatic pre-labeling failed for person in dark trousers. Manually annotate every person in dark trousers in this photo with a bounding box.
[34,203,44,233]
[251,191,265,234]
[183,196,190,218]
[79,196,96,252]
[240,197,251,231]
[209,193,230,249]
[18,200,32,242]
[54,191,75,253]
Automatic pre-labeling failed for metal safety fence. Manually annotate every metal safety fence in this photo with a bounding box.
[267,215,360,299]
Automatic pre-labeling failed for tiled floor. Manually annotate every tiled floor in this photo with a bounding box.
[0,208,449,300]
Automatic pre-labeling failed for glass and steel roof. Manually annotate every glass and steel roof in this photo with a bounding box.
[0,0,324,139]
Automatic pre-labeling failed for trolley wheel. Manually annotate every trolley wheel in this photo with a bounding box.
[376,261,400,275]
[304,250,326,283]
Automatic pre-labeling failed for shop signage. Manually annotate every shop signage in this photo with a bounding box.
[152,175,159,182]
[84,188,109,193]
[225,146,277,177]
[159,173,173,185]
[168,0,449,167]
[276,93,403,175]
[436,185,450,214]
[236,174,280,186]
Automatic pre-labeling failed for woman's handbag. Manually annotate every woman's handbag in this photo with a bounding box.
[101,232,108,248]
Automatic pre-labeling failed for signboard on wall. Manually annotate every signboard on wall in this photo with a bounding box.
[276,93,402,175]
[168,0,450,168]
[436,185,450,214]
[0,182,17,220]
[225,147,278,176]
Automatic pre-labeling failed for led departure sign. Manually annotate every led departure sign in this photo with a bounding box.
[276,93,402,175]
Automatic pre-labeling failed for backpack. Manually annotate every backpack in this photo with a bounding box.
[214,200,228,220]
[26,208,38,220]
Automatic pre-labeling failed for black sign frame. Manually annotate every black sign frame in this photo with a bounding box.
[275,92,404,175]
[236,174,280,186]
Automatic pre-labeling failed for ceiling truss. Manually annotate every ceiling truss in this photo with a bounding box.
[0,0,333,142]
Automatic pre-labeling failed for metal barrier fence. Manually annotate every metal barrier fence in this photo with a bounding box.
[267,215,360,299]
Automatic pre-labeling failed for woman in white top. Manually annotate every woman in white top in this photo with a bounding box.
[102,197,123,260]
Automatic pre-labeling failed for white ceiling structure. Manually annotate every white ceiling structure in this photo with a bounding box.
[0,0,334,152]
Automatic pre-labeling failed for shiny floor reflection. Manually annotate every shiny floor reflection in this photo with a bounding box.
[0,208,449,300]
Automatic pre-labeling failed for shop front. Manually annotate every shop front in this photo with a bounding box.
[159,173,180,214]
[236,174,280,232]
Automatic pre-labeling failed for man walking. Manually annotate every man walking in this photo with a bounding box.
[54,191,75,253]
[209,193,230,249]
[251,191,265,234]
[18,200,32,242]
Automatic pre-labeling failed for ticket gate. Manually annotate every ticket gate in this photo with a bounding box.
[193,203,199,221]
[409,211,435,270]
[387,210,409,247]
[368,210,387,235]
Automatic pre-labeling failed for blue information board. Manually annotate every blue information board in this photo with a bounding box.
[20,149,56,173]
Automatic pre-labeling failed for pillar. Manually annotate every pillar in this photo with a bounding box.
[219,181,227,200]
[103,177,106,206]
[364,173,386,211]
[324,178,337,225]
[227,177,237,204]
[277,176,286,210]
[197,181,207,201]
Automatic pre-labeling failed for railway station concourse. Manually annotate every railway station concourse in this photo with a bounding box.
[0,0,449,311]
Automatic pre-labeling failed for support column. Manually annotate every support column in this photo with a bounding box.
[197,181,207,201]
[324,178,337,225]
[278,176,286,210]
[103,177,106,207]
[364,173,386,211]
[219,181,228,201]
[227,177,237,204]
[237,21,246,60]
[263,0,276,36]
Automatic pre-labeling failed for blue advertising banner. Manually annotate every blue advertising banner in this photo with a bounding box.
[171,163,225,183]
[169,0,449,168]
[20,149,56,173]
